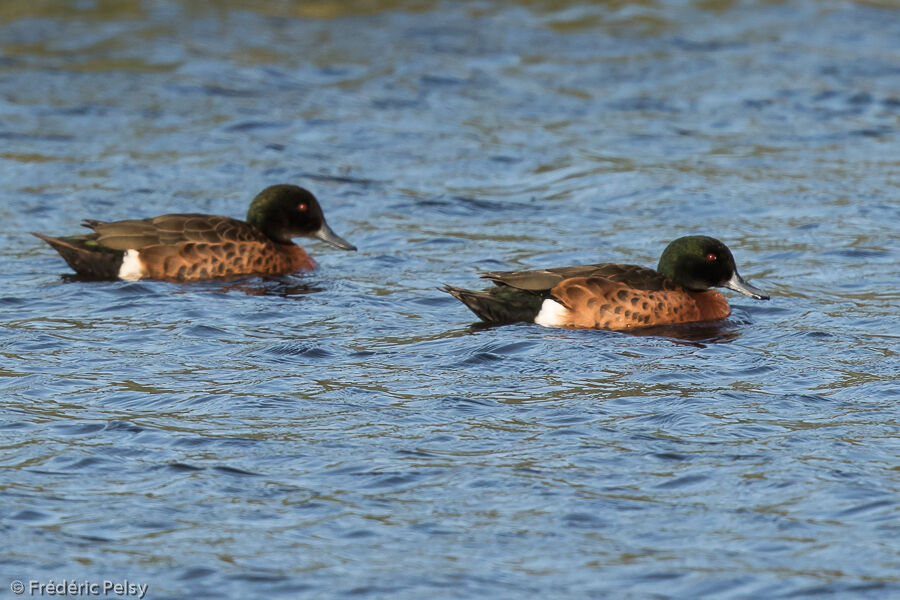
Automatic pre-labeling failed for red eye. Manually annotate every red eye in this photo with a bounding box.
[705,253,717,261]
[298,203,308,211]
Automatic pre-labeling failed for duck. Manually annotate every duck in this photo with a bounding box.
[32,184,356,282]
[443,235,769,330]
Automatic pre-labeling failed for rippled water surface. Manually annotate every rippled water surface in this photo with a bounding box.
[2,1,899,598]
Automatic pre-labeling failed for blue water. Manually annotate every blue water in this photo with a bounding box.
[1,1,898,598]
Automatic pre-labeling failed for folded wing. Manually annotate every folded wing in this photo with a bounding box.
[84,214,268,250]
[481,263,681,293]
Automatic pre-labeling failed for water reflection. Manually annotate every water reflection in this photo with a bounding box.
[468,317,741,345]
[626,319,742,345]
[4,1,899,599]
[218,277,324,297]
[62,273,324,297]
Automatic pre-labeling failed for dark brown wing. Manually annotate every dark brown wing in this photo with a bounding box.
[83,214,268,251]
[481,263,680,293]
[480,264,612,291]
[32,232,122,279]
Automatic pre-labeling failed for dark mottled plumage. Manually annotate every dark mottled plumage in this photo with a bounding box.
[444,235,769,330]
[33,184,356,282]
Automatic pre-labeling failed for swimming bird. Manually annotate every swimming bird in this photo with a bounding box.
[33,184,356,282]
[443,235,769,330]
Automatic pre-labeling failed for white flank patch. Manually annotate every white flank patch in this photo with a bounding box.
[117,249,146,281]
[534,299,569,328]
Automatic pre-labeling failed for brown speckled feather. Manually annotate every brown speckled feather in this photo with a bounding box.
[137,241,315,282]
[550,276,731,330]
[482,263,730,330]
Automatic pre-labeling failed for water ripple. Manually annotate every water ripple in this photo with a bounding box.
[1,1,899,599]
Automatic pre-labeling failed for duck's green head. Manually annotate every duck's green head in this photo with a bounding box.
[657,235,768,299]
[246,184,356,250]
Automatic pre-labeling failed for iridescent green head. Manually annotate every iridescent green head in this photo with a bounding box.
[246,184,356,250]
[657,235,768,299]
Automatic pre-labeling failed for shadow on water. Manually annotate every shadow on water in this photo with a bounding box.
[4,1,900,599]
[467,318,742,345]
[217,277,325,298]
[61,273,324,297]
[626,320,742,345]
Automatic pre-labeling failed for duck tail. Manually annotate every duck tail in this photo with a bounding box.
[442,284,543,325]
[32,232,123,280]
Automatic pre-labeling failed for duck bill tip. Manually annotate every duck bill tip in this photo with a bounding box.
[724,272,769,300]
[314,223,356,251]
